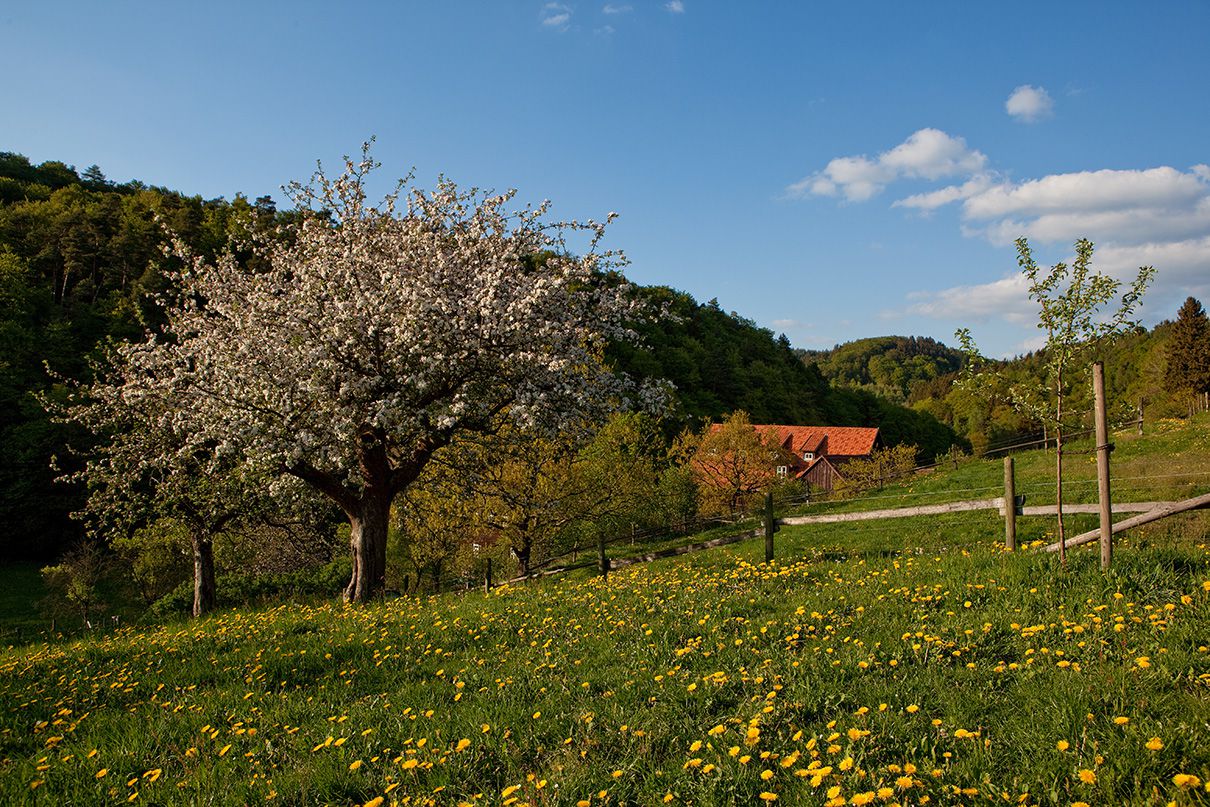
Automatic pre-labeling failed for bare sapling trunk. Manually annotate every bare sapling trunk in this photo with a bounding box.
[192,532,216,617]
[1055,372,1066,567]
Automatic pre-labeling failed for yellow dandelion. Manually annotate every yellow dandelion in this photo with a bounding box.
[1145,737,1163,751]
[1078,769,1096,785]
[1172,773,1201,788]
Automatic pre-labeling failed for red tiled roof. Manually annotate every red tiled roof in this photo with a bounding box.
[749,424,880,457]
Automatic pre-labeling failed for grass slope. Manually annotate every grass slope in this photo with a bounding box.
[2,423,1209,806]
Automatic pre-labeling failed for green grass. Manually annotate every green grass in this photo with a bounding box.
[786,412,1210,519]
[0,562,51,641]
[2,418,1209,806]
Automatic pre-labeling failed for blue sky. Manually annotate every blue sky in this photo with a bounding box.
[3,1,1208,357]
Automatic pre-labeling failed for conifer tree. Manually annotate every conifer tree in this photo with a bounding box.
[1164,296,1210,413]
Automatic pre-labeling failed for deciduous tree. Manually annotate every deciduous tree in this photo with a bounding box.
[68,146,636,602]
[957,238,1152,564]
[690,410,792,518]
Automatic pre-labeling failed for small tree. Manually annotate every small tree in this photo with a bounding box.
[1165,296,1210,413]
[833,443,918,497]
[65,146,637,602]
[690,411,793,518]
[41,540,114,628]
[466,425,591,577]
[957,238,1153,564]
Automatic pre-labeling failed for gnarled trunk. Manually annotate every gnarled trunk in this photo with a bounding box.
[192,533,216,617]
[344,489,391,603]
[514,540,532,578]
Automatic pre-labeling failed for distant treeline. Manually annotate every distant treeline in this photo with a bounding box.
[799,321,1195,458]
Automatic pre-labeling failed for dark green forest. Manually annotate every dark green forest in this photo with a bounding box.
[0,151,960,563]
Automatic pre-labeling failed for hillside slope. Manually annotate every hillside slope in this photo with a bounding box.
[3,419,1208,805]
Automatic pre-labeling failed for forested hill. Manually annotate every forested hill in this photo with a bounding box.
[0,151,960,561]
[610,288,830,424]
[606,289,963,457]
[0,152,281,561]
[798,335,965,404]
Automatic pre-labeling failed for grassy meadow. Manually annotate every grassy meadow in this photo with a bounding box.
[2,418,1209,805]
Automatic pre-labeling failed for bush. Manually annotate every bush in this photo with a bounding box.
[147,556,353,620]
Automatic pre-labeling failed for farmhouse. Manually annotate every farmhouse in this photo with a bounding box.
[752,424,881,491]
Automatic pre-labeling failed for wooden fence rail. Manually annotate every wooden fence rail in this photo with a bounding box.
[1041,492,1210,553]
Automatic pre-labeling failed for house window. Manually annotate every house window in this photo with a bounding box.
[776,466,788,477]
[803,452,814,461]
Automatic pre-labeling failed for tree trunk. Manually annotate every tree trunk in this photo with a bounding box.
[192,533,216,617]
[344,490,391,603]
[515,540,532,578]
[1055,378,1066,567]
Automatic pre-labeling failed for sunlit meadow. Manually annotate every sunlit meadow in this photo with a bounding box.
[2,421,1209,805]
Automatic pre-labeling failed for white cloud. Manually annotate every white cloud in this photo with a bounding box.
[666,0,685,13]
[905,273,1035,322]
[905,235,1210,335]
[963,167,1206,220]
[602,3,632,12]
[802,129,1210,345]
[786,128,987,202]
[540,2,572,29]
[895,174,996,212]
[1005,85,1054,122]
[772,318,814,332]
[891,165,1210,247]
[977,199,1210,247]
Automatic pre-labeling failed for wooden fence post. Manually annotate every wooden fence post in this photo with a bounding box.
[484,558,492,595]
[764,492,775,563]
[1094,362,1113,571]
[1003,456,1016,551]
[598,532,609,578]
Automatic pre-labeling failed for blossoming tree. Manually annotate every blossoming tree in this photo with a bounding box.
[72,147,637,602]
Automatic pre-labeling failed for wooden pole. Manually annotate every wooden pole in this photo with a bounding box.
[1003,456,1017,551]
[1093,362,1113,571]
[764,492,775,563]
[484,558,492,595]
[597,532,609,578]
